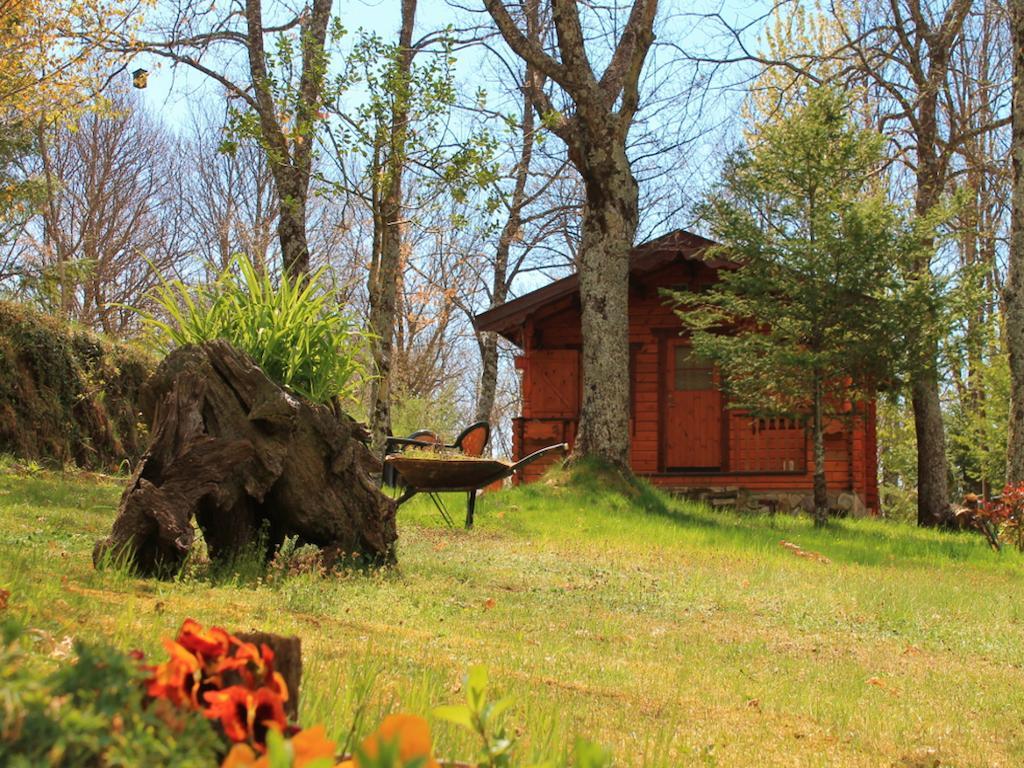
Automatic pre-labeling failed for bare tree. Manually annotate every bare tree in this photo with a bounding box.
[18,92,188,335]
[943,0,1011,496]
[474,0,544,426]
[840,0,1014,525]
[364,0,419,453]
[484,0,658,468]
[180,107,278,274]
[1008,0,1024,484]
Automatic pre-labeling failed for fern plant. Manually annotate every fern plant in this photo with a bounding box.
[137,255,367,404]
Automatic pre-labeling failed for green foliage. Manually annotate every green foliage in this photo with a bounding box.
[0,122,43,248]
[138,254,367,404]
[0,623,223,766]
[218,11,332,164]
[324,26,500,217]
[433,664,613,768]
[947,349,1009,495]
[876,396,919,521]
[16,259,97,319]
[389,381,466,441]
[942,258,1009,497]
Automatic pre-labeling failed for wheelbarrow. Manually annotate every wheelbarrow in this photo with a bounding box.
[384,442,569,528]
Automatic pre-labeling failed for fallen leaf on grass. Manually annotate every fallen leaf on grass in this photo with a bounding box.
[483,597,496,610]
[866,676,900,695]
[0,588,8,610]
[780,540,831,564]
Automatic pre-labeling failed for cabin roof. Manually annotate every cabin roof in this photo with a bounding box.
[474,228,732,342]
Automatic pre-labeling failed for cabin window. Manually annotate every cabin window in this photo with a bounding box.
[674,348,713,391]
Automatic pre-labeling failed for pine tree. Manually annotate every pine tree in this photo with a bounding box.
[677,87,934,525]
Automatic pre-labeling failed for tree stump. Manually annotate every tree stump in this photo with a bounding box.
[93,340,397,576]
[235,632,302,719]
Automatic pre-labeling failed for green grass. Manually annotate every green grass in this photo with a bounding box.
[2,459,1024,766]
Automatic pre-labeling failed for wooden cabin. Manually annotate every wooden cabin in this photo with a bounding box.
[474,229,879,515]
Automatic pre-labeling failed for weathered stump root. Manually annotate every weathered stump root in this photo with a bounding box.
[93,340,397,576]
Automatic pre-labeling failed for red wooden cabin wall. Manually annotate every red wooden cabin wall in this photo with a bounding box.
[509,260,879,513]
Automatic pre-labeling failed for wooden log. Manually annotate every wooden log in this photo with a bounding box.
[93,341,397,576]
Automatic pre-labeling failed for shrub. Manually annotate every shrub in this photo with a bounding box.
[0,620,224,766]
[139,256,367,405]
[981,482,1024,551]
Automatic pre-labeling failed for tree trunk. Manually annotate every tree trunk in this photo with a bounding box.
[912,368,951,525]
[367,0,417,454]
[275,172,311,278]
[482,0,656,470]
[243,0,331,278]
[93,341,397,577]
[812,373,828,526]
[367,185,402,453]
[475,70,536,428]
[571,133,638,468]
[1008,0,1024,486]
[475,332,500,426]
[911,107,952,526]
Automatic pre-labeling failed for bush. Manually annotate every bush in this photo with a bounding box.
[981,482,1024,551]
[140,256,367,405]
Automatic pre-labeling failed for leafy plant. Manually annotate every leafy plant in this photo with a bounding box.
[434,668,611,768]
[435,666,515,767]
[138,255,367,405]
[981,482,1024,551]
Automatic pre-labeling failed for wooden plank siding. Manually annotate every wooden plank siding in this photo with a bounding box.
[506,254,879,513]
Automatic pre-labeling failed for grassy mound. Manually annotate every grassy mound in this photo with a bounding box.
[0,302,155,470]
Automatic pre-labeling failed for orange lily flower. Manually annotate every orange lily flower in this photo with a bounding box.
[204,685,288,748]
[220,725,341,767]
[146,639,202,707]
[338,714,440,768]
[177,618,236,661]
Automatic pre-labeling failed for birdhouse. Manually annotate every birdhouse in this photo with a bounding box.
[132,69,149,89]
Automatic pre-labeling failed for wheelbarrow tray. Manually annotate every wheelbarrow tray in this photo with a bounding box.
[384,455,510,491]
[385,443,568,528]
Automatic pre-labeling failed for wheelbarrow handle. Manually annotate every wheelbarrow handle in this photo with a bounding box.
[510,443,569,473]
[385,436,440,451]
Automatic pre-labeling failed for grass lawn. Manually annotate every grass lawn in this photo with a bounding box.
[2,460,1024,767]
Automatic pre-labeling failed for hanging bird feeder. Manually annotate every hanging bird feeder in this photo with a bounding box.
[132,69,149,89]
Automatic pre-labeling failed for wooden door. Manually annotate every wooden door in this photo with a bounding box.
[664,342,722,469]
